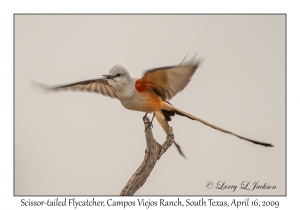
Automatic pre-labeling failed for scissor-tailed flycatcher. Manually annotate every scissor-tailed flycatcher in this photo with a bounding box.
[38,57,273,157]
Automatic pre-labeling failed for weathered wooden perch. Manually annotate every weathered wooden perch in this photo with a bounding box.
[120,116,174,196]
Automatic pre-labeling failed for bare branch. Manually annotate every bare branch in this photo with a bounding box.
[120,117,174,196]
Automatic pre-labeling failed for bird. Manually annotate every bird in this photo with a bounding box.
[35,56,273,157]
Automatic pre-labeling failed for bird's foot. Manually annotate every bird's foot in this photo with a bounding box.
[144,121,154,131]
[144,113,155,131]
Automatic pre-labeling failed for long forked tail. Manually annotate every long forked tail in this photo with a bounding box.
[154,110,186,157]
[163,105,273,147]
[162,101,273,147]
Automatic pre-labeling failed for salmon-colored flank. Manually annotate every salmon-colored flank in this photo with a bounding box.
[148,92,162,111]
[135,79,162,111]
[135,79,151,92]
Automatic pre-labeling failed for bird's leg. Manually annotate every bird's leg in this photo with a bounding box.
[143,112,148,120]
[143,113,150,129]
[144,113,156,131]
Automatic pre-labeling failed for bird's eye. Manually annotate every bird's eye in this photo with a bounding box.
[116,73,121,77]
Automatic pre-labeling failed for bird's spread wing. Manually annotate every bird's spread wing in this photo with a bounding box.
[35,78,118,99]
[136,57,200,100]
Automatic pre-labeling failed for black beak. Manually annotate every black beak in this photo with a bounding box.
[102,75,114,79]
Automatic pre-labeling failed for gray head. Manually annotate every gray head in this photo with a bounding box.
[102,65,132,89]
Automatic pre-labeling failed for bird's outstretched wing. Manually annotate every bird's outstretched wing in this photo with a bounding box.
[136,57,200,100]
[34,78,118,99]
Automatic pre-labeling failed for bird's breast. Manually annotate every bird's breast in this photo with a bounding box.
[118,89,162,113]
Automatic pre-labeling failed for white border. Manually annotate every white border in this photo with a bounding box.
[1,0,297,209]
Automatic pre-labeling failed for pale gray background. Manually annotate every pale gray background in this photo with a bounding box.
[15,15,285,195]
